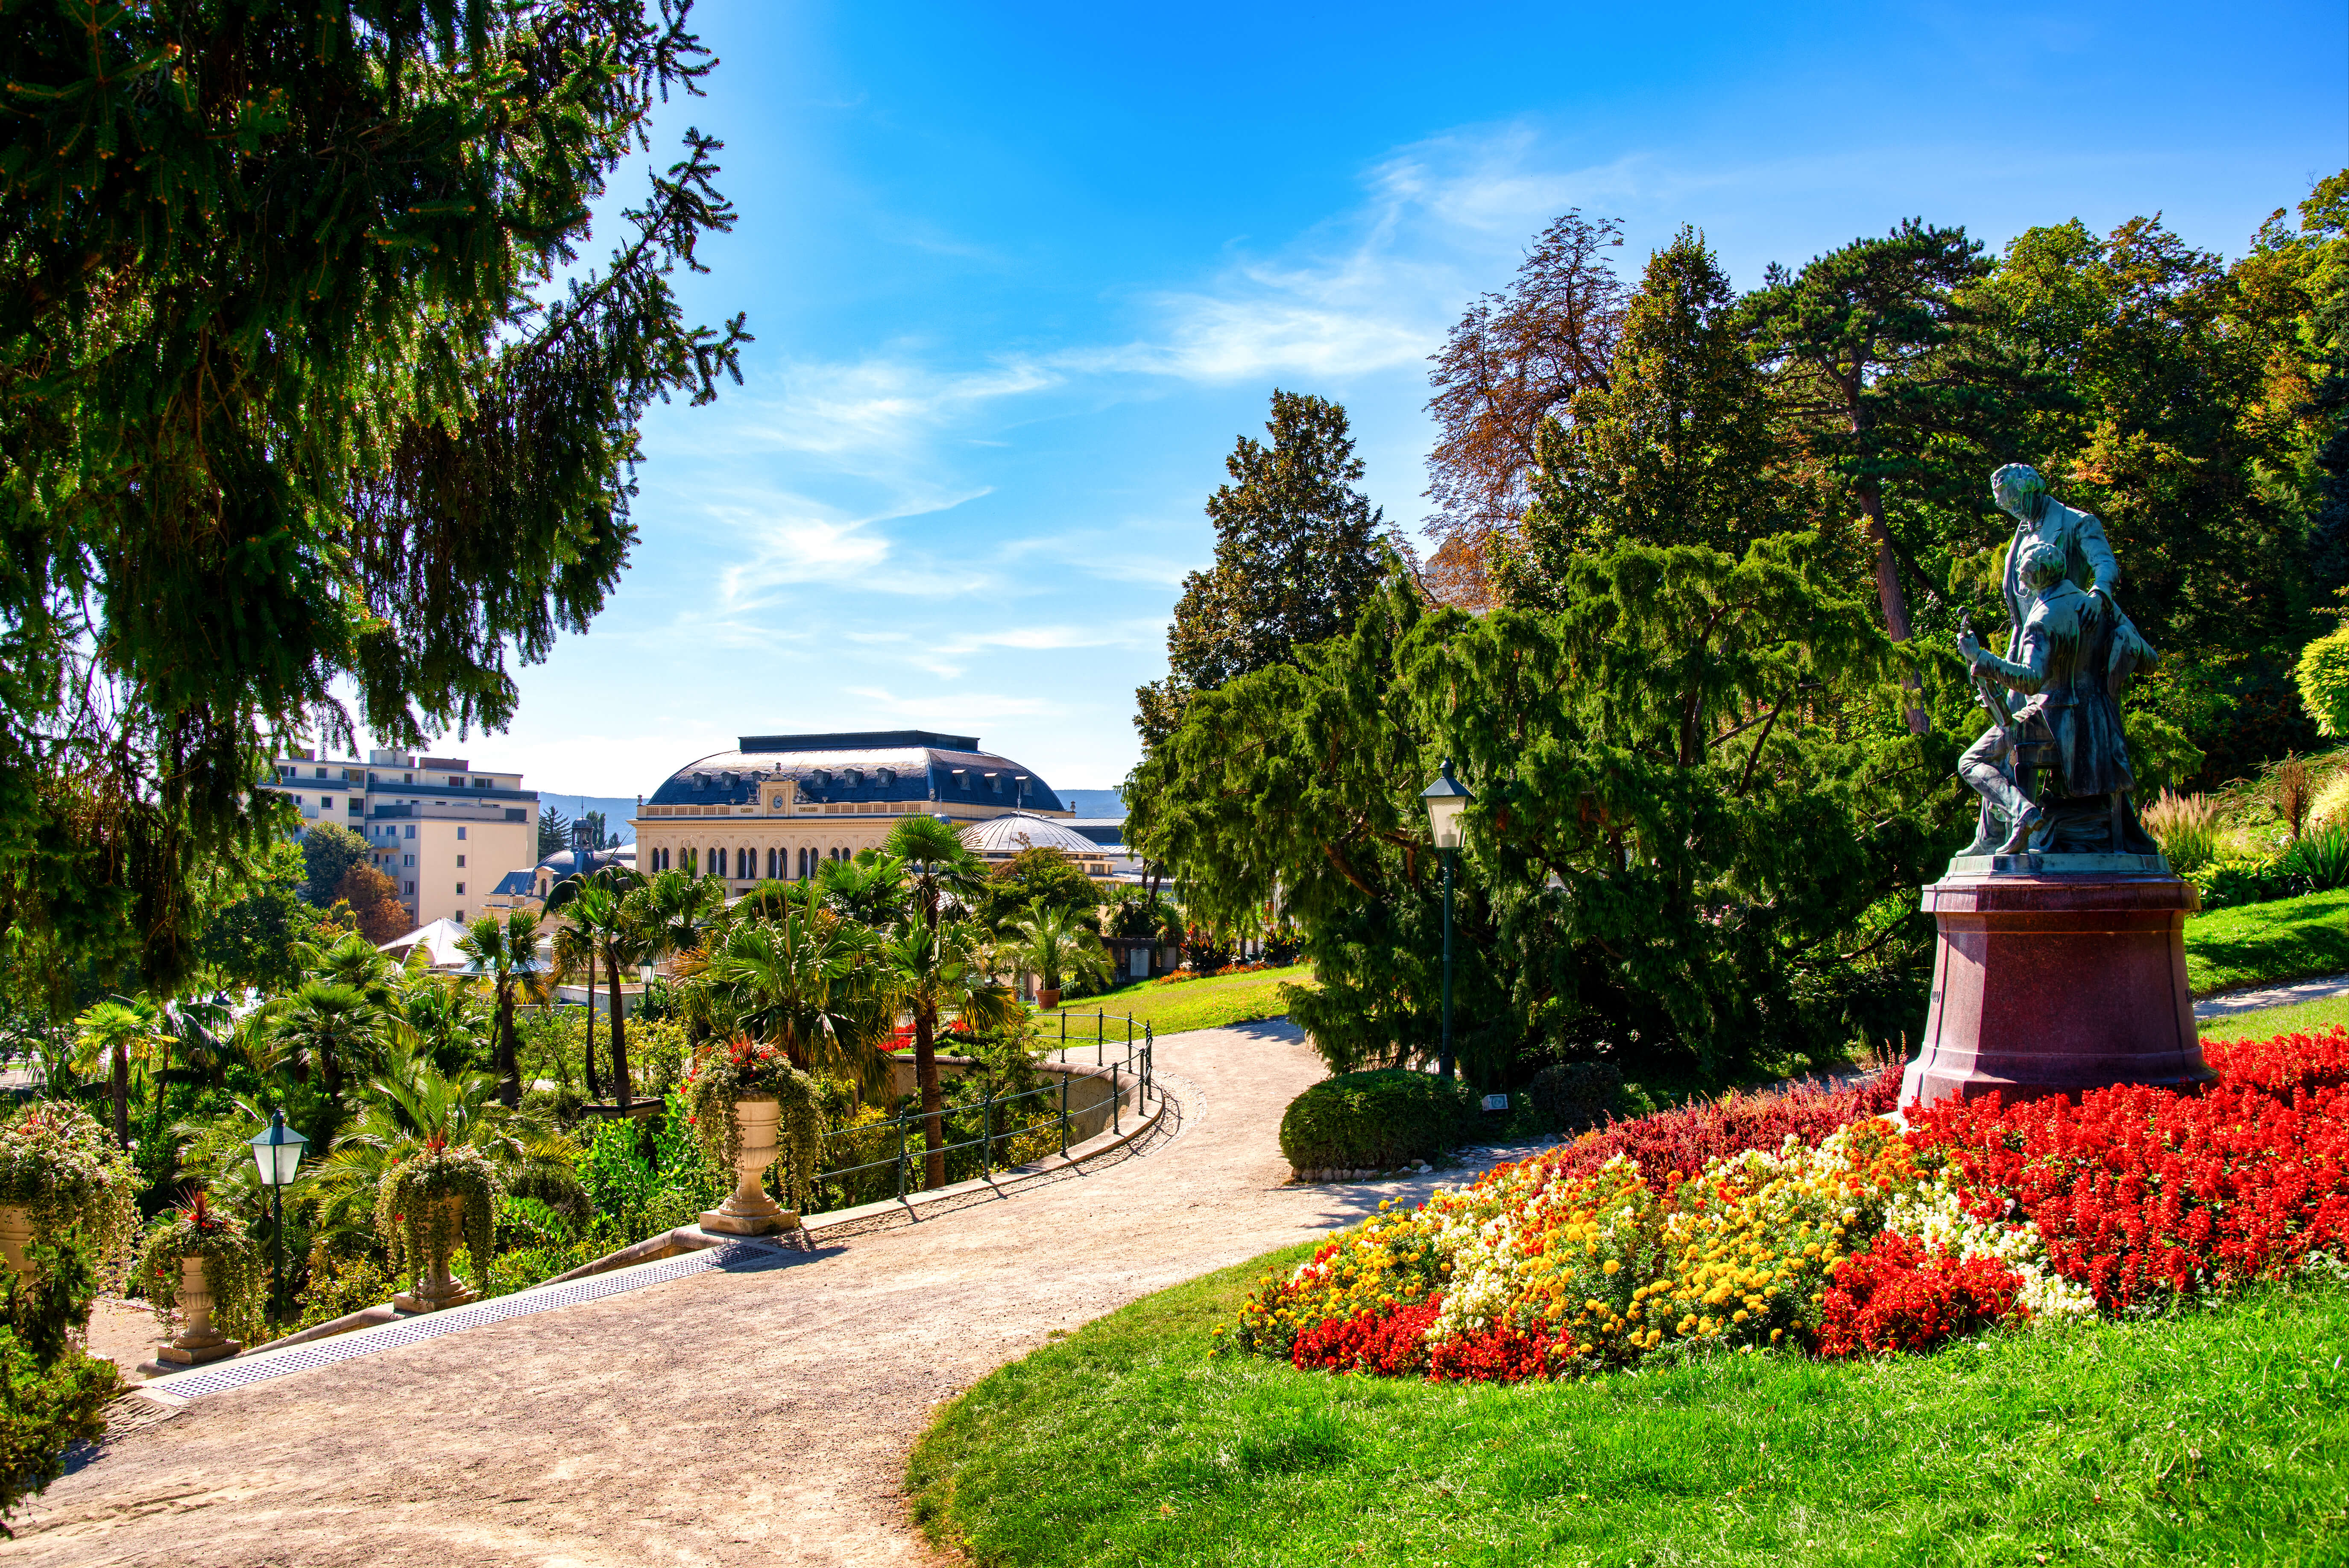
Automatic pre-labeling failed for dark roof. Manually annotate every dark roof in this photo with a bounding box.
[737,729,979,753]
[648,734,1063,813]
[489,869,537,896]
[1063,818,1129,848]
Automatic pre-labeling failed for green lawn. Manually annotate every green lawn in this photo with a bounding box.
[2200,990,2349,1043]
[908,1243,2349,1568]
[1039,964,1313,1039]
[2185,888,2349,995]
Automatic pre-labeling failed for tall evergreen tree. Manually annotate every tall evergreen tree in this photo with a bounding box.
[1746,221,2006,733]
[0,2,750,1001]
[1134,390,1388,748]
[1500,229,1794,604]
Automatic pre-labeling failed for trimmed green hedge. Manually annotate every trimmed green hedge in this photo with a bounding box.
[1277,1069,1479,1173]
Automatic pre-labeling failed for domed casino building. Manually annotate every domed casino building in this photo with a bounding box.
[630,730,1074,891]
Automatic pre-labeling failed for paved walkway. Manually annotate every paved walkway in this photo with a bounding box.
[2193,971,2349,1020]
[8,1022,1461,1568]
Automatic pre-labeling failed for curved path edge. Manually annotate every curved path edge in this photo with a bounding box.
[5,1020,1437,1568]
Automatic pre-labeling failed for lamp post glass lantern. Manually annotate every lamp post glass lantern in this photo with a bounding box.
[248,1109,308,1323]
[1420,760,1473,1080]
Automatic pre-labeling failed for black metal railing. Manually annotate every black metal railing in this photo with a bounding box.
[808,1022,1155,1212]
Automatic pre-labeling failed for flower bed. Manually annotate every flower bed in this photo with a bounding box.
[1223,1029,2349,1381]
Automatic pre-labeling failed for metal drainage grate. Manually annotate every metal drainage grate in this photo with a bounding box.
[150,1237,807,1401]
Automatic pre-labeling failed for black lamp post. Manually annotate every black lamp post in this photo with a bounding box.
[1419,759,1472,1081]
[247,1109,308,1323]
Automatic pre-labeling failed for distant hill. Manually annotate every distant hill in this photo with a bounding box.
[1060,788,1126,818]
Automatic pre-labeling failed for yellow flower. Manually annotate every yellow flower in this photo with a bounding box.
[1602,1258,1620,1275]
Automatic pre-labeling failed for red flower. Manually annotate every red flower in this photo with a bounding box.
[1907,1027,2349,1312]
[1815,1233,2027,1357]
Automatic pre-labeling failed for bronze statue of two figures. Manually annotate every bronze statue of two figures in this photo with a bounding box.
[1954,463,2164,868]
[1898,464,2212,1111]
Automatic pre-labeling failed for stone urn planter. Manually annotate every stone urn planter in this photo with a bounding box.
[134,1193,263,1370]
[0,1204,32,1284]
[154,1254,242,1366]
[392,1195,481,1313]
[0,1102,139,1288]
[700,1098,796,1235]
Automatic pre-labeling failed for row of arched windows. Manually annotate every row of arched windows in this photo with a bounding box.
[644,843,859,882]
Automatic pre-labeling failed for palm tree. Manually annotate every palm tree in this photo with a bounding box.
[549,917,603,1100]
[817,850,910,928]
[72,998,167,1148]
[549,869,649,1109]
[272,980,388,1107]
[887,815,988,931]
[303,928,404,1008]
[455,910,548,1105]
[698,882,898,1093]
[1009,906,1112,1004]
[884,920,1022,1189]
[630,867,725,953]
[306,1049,581,1258]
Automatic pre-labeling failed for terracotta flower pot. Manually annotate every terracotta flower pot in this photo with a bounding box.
[700,1097,798,1235]
[1037,988,1062,1010]
[155,1254,241,1366]
[393,1195,480,1314]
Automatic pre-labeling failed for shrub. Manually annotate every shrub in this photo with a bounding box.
[579,1098,719,1243]
[290,1252,396,1331]
[2296,626,2349,738]
[0,1102,139,1272]
[2140,788,2223,872]
[0,1236,119,1537]
[1278,1070,1479,1175]
[2282,818,2349,893]
[2184,853,2290,910]
[1526,1061,1623,1134]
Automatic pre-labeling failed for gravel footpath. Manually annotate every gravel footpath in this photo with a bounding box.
[7,1021,1461,1567]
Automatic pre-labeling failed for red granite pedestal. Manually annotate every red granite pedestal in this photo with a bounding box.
[1899,861,2214,1109]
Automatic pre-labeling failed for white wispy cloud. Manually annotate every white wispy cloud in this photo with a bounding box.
[727,357,1059,466]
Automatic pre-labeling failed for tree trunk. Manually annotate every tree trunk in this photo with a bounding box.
[916,1003,945,1190]
[607,949,631,1111]
[1854,478,1929,736]
[582,947,602,1100]
[111,1043,129,1149]
[495,992,520,1108]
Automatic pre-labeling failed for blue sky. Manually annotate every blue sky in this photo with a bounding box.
[443,0,2347,803]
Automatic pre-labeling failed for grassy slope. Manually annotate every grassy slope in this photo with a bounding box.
[2185,889,2349,994]
[909,1244,2349,1568]
[1038,964,1313,1038]
[2201,991,2349,1043]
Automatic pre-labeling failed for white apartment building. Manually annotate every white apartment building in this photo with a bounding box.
[261,749,539,929]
